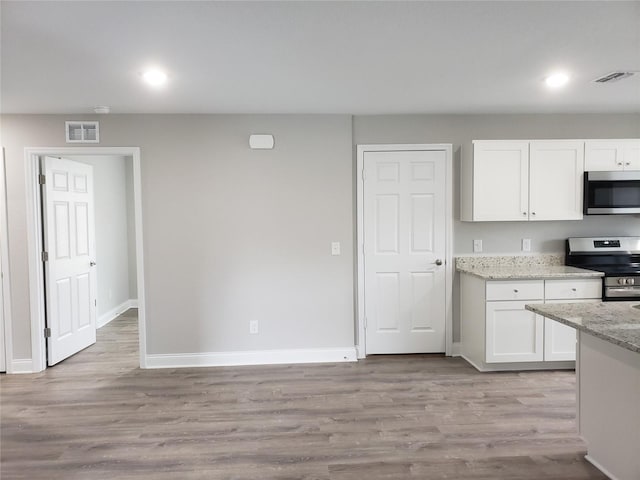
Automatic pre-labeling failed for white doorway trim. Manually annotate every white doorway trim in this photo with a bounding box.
[1,148,14,372]
[356,144,454,358]
[24,147,146,373]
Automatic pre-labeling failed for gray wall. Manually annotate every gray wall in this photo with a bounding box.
[2,113,639,362]
[70,155,136,321]
[1,114,354,359]
[125,159,137,300]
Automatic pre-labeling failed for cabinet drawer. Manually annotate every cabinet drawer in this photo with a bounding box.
[486,280,544,301]
[544,279,602,300]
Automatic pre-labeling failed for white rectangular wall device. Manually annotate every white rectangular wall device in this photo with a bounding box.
[249,134,274,150]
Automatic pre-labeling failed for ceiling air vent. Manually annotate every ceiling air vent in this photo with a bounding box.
[593,71,634,83]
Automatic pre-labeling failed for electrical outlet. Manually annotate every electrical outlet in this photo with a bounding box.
[249,320,259,334]
[473,239,483,253]
[331,241,341,256]
[522,238,531,252]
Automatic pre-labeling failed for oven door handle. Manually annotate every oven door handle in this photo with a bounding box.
[605,287,640,297]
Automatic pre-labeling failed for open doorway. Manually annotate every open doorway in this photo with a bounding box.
[42,154,138,365]
[23,147,146,373]
[67,155,138,328]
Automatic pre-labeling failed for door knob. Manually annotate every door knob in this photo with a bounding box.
[435,259,443,266]
[90,261,96,267]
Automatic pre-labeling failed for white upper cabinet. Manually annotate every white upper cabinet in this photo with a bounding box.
[529,140,584,221]
[462,140,583,222]
[585,139,640,171]
[470,141,529,221]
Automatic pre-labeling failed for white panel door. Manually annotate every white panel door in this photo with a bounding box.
[472,141,529,221]
[485,301,544,363]
[43,156,97,365]
[529,140,584,221]
[363,150,446,354]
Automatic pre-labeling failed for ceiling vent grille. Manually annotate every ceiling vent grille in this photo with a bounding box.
[593,71,634,83]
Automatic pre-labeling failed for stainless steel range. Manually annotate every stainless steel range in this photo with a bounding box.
[566,236,640,301]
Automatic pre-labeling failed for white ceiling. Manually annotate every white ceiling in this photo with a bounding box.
[1,1,639,114]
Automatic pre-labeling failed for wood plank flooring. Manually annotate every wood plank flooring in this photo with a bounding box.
[1,310,606,479]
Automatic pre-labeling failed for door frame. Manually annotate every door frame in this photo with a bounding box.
[356,144,454,358]
[24,147,147,372]
[1,148,13,372]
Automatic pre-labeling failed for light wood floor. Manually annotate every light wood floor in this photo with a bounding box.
[1,310,606,479]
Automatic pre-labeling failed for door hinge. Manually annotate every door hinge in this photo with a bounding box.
[41,251,48,262]
[364,317,368,330]
[362,169,367,181]
[44,327,51,338]
[94,299,97,307]
[38,174,46,185]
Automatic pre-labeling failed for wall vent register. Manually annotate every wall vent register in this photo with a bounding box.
[65,121,99,143]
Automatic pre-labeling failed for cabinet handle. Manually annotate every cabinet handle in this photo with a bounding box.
[625,162,631,166]
[522,212,527,216]
[531,212,536,216]
[571,288,577,292]
[513,289,519,293]
[618,162,623,166]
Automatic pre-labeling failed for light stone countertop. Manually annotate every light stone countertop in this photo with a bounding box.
[525,302,640,354]
[455,255,604,280]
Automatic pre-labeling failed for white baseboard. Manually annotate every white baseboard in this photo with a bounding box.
[451,341,461,357]
[145,347,358,369]
[8,358,37,374]
[97,298,138,329]
[584,455,622,480]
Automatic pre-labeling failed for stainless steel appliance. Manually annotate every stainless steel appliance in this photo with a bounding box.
[584,171,640,215]
[566,236,640,301]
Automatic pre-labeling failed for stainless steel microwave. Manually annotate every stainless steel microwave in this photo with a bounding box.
[584,171,640,214]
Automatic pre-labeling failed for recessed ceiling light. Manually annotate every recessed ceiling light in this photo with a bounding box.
[545,73,569,88]
[142,69,168,87]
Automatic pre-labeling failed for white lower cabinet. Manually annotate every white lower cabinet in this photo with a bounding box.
[460,274,602,371]
[486,301,544,363]
[543,318,577,361]
[543,299,599,361]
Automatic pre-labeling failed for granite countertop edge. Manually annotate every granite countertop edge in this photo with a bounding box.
[457,266,604,280]
[525,304,640,354]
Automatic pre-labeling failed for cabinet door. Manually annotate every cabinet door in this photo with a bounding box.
[544,318,576,361]
[529,140,584,221]
[486,301,544,363]
[623,140,640,170]
[585,140,625,171]
[472,141,529,221]
[543,299,599,361]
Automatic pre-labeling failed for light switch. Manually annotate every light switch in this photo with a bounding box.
[331,242,341,256]
[473,239,483,253]
[522,238,531,252]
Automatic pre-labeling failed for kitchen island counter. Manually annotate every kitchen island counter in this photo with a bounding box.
[526,301,640,480]
[525,301,640,353]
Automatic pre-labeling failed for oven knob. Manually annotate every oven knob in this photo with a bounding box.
[626,278,635,285]
[618,278,627,285]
